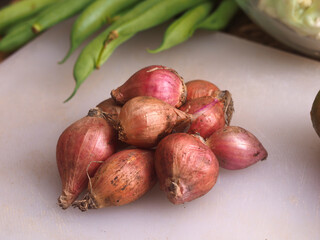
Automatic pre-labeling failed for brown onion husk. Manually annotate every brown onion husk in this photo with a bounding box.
[185,79,220,101]
[96,98,121,122]
[107,96,191,148]
[96,98,125,150]
[206,126,268,170]
[111,65,187,108]
[179,90,234,138]
[56,108,117,209]
[73,149,156,211]
[311,90,320,138]
[155,133,219,204]
[219,90,234,126]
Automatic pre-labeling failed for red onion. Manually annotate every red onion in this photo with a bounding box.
[96,98,121,122]
[155,133,219,204]
[206,126,268,170]
[111,65,187,107]
[179,91,234,138]
[185,79,220,101]
[311,90,320,137]
[73,149,156,211]
[56,108,116,209]
[108,96,191,148]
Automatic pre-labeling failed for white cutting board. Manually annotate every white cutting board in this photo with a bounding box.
[0,18,319,240]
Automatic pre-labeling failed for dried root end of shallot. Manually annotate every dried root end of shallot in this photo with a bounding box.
[58,190,77,210]
[155,133,219,204]
[72,192,98,212]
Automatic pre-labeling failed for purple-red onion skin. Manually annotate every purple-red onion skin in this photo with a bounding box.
[111,65,187,108]
[96,98,121,122]
[311,90,320,138]
[74,149,156,210]
[155,133,219,204]
[115,96,191,148]
[206,126,268,170]
[185,80,219,101]
[56,109,116,209]
[179,96,225,139]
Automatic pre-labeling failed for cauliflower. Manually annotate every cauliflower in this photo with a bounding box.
[258,0,320,39]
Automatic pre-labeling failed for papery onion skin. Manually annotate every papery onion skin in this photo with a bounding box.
[179,96,226,138]
[96,98,121,122]
[96,98,129,151]
[114,96,191,148]
[111,65,187,108]
[73,149,156,211]
[185,79,220,101]
[311,90,320,138]
[155,133,219,204]
[206,126,268,170]
[56,108,116,209]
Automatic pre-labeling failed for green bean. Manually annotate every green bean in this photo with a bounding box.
[3,14,35,35]
[60,0,140,63]
[107,7,132,25]
[0,0,65,52]
[68,0,162,102]
[65,33,134,102]
[96,0,208,68]
[0,17,36,52]
[148,0,238,54]
[149,1,214,54]
[198,0,238,30]
[32,0,92,34]
[0,0,59,33]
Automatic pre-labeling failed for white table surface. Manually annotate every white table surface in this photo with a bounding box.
[0,18,319,240]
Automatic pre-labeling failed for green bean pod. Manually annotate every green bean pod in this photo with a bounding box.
[0,0,59,33]
[68,0,162,102]
[65,33,134,102]
[0,0,65,52]
[149,1,214,54]
[96,0,209,68]
[0,17,36,52]
[106,7,132,24]
[60,0,140,63]
[32,0,93,34]
[198,0,239,30]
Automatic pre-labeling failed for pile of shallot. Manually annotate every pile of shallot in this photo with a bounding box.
[56,65,268,211]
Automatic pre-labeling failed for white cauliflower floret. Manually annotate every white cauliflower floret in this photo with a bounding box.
[297,0,312,8]
[259,0,320,38]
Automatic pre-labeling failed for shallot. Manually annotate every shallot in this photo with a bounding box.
[155,133,219,204]
[179,91,234,138]
[185,79,220,101]
[109,96,191,148]
[206,126,268,170]
[111,65,187,107]
[96,98,121,122]
[311,90,320,138]
[73,149,156,211]
[56,108,116,209]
